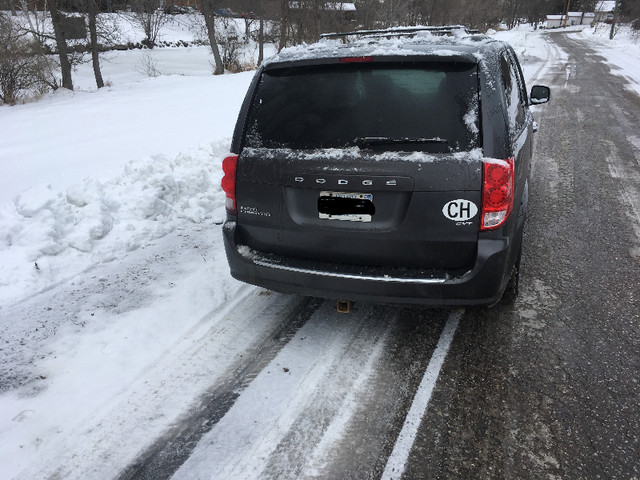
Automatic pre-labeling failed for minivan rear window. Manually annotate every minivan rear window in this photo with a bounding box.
[244,62,480,152]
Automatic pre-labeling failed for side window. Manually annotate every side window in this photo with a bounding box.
[509,51,529,108]
[500,52,526,133]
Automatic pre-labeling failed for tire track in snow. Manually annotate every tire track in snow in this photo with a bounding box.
[170,301,398,480]
[18,289,314,480]
[262,305,394,480]
[118,294,323,480]
[528,33,568,86]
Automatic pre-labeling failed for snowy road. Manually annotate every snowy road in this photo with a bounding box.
[2,28,640,480]
[401,31,640,478]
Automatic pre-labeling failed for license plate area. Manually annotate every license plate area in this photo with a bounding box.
[318,191,374,222]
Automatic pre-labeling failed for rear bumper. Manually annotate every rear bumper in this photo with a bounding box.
[222,222,516,306]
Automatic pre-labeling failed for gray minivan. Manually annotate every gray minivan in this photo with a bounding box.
[221,26,550,306]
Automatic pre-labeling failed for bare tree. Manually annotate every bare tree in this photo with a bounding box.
[17,0,58,89]
[277,0,356,46]
[130,0,169,48]
[383,0,425,26]
[258,16,264,65]
[18,0,51,48]
[277,0,290,51]
[523,0,548,29]
[0,13,52,104]
[574,0,597,12]
[200,0,225,74]
[87,0,104,88]
[625,0,640,37]
[416,0,453,26]
[48,0,73,90]
[503,0,524,29]
[216,17,244,71]
[620,0,640,23]
[8,0,18,16]
[355,0,384,29]
[225,0,272,64]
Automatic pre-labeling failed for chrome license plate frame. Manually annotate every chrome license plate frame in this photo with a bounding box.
[318,191,374,223]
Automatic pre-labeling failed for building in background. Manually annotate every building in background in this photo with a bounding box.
[546,11,595,28]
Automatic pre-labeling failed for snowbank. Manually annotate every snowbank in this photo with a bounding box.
[0,142,232,306]
[0,14,265,307]
[0,70,254,204]
[0,68,255,307]
[492,25,567,85]
[569,25,640,97]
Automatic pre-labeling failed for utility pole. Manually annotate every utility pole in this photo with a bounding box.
[609,0,620,40]
[563,0,571,27]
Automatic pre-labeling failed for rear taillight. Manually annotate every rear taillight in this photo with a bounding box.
[480,157,514,230]
[221,154,238,214]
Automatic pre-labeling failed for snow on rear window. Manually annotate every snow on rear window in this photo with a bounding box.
[242,147,484,164]
[464,97,479,138]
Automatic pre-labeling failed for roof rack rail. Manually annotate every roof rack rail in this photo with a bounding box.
[319,25,482,41]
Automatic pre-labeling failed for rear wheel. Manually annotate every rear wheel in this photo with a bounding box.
[500,249,521,304]
[501,180,527,304]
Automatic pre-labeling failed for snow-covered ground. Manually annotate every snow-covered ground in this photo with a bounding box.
[493,25,571,84]
[0,19,639,479]
[569,25,640,96]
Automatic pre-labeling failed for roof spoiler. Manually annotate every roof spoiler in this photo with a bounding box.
[319,25,482,41]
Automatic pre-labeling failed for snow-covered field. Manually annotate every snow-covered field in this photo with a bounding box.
[0,19,638,479]
[0,71,252,304]
[0,15,274,306]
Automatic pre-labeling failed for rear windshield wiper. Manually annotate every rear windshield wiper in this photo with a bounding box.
[356,137,449,147]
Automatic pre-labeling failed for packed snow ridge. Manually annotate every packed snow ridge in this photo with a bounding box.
[0,143,229,306]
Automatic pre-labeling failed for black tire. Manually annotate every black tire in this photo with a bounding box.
[501,250,521,304]
[501,180,527,305]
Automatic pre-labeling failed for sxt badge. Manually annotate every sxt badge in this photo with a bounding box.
[442,199,478,223]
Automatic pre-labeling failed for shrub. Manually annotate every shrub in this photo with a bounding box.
[0,14,54,105]
[216,18,242,72]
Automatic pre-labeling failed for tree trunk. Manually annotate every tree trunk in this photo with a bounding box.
[563,0,571,27]
[609,0,619,40]
[258,18,264,66]
[143,15,153,48]
[10,0,17,16]
[88,0,104,88]
[201,0,224,75]
[279,0,290,52]
[48,0,73,90]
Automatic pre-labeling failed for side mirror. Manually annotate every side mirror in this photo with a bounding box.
[530,85,550,105]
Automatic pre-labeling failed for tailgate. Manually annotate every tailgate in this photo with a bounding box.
[233,148,482,271]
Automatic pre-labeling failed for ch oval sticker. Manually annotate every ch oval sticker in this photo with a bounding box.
[442,199,478,221]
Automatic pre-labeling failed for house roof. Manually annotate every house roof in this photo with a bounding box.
[326,2,356,10]
[596,1,616,12]
[290,1,356,10]
[568,11,594,17]
[546,12,594,20]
